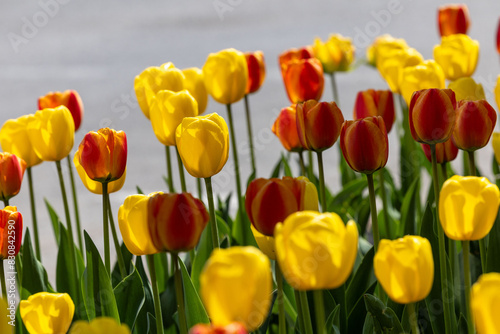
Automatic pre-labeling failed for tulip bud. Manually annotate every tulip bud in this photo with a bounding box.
[376,47,423,94]
[245,176,319,236]
[340,116,388,174]
[176,113,229,179]
[409,88,456,145]
[203,48,248,105]
[245,51,266,94]
[182,67,208,115]
[296,100,344,152]
[452,100,496,152]
[250,224,276,260]
[189,322,247,334]
[0,115,42,168]
[148,192,208,252]
[78,128,127,183]
[38,89,84,131]
[200,246,272,331]
[437,4,470,37]
[0,153,26,203]
[400,60,446,106]
[313,34,355,73]
[272,105,304,152]
[366,34,408,67]
[421,139,458,164]
[281,58,324,104]
[433,34,479,81]
[70,317,131,334]
[150,90,198,146]
[440,176,500,241]
[275,211,358,290]
[374,236,434,304]
[471,272,500,334]
[448,77,485,102]
[0,206,22,259]
[278,47,314,74]
[27,106,75,161]
[20,292,75,334]
[353,89,395,133]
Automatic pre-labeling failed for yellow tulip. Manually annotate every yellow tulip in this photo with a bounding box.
[202,48,248,105]
[313,34,355,73]
[176,113,229,179]
[70,317,130,334]
[492,133,500,165]
[274,211,358,290]
[73,151,126,195]
[27,106,75,162]
[400,60,446,106]
[0,115,42,168]
[439,175,500,241]
[20,292,75,334]
[495,75,500,111]
[471,272,500,334]
[374,236,434,304]
[433,34,479,81]
[377,47,423,93]
[182,67,208,114]
[448,77,485,101]
[118,193,161,256]
[250,224,276,260]
[150,90,198,146]
[200,246,272,331]
[0,298,12,334]
[366,34,408,67]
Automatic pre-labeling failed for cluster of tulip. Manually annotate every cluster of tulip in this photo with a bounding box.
[1,3,500,334]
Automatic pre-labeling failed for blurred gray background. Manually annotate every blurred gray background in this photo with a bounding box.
[1,0,499,276]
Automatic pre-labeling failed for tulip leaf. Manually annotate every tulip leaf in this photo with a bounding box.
[270,157,282,178]
[486,211,500,273]
[330,178,366,209]
[282,153,293,177]
[363,294,404,333]
[399,176,420,236]
[339,147,359,186]
[346,247,375,314]
[82,231,120,322]
[458,313,468,334]
[231,204,258,247]
[22,229,53,295]
[347,282,376,333]
[114,265,145,331]
[146,312,157,334]
[112,242,134,288]
[160,276,177,329]
[179,257,210,327]
[134,256,156,334]
[153,253,169,293]
[326,304,341,334]
[44,199,61,245]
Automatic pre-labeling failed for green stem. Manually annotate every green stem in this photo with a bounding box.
[307,151,314,182]
[317,152,327,212]
[204,177,219,250]
[176,147,187,193]
[147,254,164,334]
[313,290,326,334]
[378,169,391,238]
[440,163,448,183]
[102,182,110,276]
[441,163,457,290]
[27,168,41,260]
[165,146,174,192]
[107,194,127,278]
[430,145,452,334]
[366,174,380,251]
[294,290,305,333]
[2,199,8,207]
[468,151,486,273]
[298,151,306,176]
[196,178,203,200]
[330,72,340,106]
[244,94,257,175]
[275,263,286,334]
[0,261,6,298]
[462,241,474,334]
[407,302,419,334]
[298,290,313,334]
[67,155,83,253]
[467,151,476,177]
[173,253,188,334]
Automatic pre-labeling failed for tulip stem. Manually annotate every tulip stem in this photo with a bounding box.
[173,253,188,334]
[107,195,127,278]
[2,199,8,207]
[330,73,340,106]
[275,263,286,334]
[27,168,41,260]
[407,303,419,334]
[430,145,452,334]
[294,290,305,333]
[67,155,83,254]
[316,152,327,212]
[366,174,380,251]
[462,241,474,334]
[204,177,219,250]
[176,147,187,193]
[244,94,257,175]
[147,254,164,334]
[467,151,476,176]
[197,178,203,201]
[0,261,6,298]
[102,182,110,276]
[165,146,175,192]
[298,151,306,176]
[307,151,315,182]
[313,290,326,334]
[378,169,392,238]
[298,290,314,334]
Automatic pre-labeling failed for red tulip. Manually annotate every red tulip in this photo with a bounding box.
[189,322,247,334]
[278,47,314,76]
[272,105,303,152]
[438,4,470,37]
[296,100,344,152]
[353,89,395,133]
[78,128,127,183]
[496,17,500,54]
[281,58,324,104]
[340,116,389,174]
[0,206,22,259]
[245,51,266,94]
[148,192,209,252]
[452,99,497,151]
[38,90,84,131]
[409,89,456,145]
[0,153,26,203]
[421,139,458,164]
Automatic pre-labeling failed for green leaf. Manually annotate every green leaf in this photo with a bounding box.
[134,257,155,334]
[231,203,258,247]
[153,253,169,293]
[487,211,500,273]
[136,186,144,195]
[258,290,278,334]
[179,257,210,327]
[270,157,282,178]
[326,304,341,334]
[22,229,53,295]
[346,247,375,314]
[112,243,134,288]
[347,282,376,333]
[282,153,293,177]
[399,177,420,236]
[147,312,157,334]
[114,265,145,331]
[339,147,358,186]
[44,199,61,245]
[363,294,404,333]
[160,276,177,329]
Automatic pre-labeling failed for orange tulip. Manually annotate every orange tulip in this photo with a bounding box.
[245,51,266,94]
[281,58,324,104]
[38,90,84,131]
[0,153,26,203]
[0,206,22,259]
[189,323,247,334]
[421,138,458,164]
[78,128,127,183]
[353,89,395,133]
[438,4,470,37]
[278,47,314,76]
[272,105,303,152]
